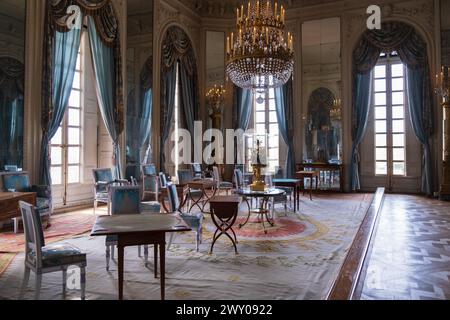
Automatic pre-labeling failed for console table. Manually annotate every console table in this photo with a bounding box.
[0,192,37,233]
[296,163,344,192]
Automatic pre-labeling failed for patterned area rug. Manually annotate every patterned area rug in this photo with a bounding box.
[0,193,373,300]
[0,209,97,277]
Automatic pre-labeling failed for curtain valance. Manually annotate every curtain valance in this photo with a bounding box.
[48,0,118,45]
[353,22,427,75]
[0,58,24,93]
[161,26,196,76]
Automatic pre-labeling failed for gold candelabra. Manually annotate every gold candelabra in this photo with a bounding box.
[251,139,267,191]
[330,98,342,121]
[435,66,450,107]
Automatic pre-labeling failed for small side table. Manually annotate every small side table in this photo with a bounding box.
[296,171,320,201]
[209,196,240,254]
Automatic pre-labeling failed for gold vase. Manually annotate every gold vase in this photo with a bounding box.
[251,163,267,192]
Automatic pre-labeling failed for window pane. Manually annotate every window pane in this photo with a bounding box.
[269,135,279,148]
[269,148,278,159]
[374,79,386,92]
[255,124,266,134]
[393,134,405,147]
[269,99,276,111]
[73,71,81,89]
[68,166,80,184]
[68,108,80,126]
[393,148,405,161]
[375,93,386,106]
[374,65,386,78]
[376,134,387,147]
[68,128,80,145]
[393,162,405,176]
[391,64,404,77]
[376,148,387,161]
[51,147,62,165]
[269,89,275,99]
[51,127,63,145]
[269,111,277,121]
[392,78,404,91]
[392,106,404,119]
[69,90,81,107]
[376,162,387,175]
[256,112,265,123]
[375,120,387,133]
[255,98,265,111]
[51,167,62,185]
[269,124,279,134]
[392,120,405,133]
[68,147,80,164]
[375,107,386,119]
[392,92,404,105]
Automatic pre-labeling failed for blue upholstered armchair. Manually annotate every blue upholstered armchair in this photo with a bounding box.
[92,168,129,214]
[142,164,159,202]
[0,172,52,233]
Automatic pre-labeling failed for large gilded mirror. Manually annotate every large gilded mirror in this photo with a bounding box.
[302,18,342,164]
[0,0,26,171]
[205,31,225,130]
[126,0,154,180]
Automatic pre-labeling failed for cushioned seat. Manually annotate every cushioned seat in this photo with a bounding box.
[30,243,86,268]
[180,212,203,229]
[106,234,118,244]
[189,189,204,198]
[36,197,50,210]
[141,201,161,213]
[219,181,234,189]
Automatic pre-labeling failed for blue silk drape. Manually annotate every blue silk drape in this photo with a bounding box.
[40,28,82,185]
[351,73,373,190]
[88,16,122,179]
[233,87,252,131]
[160,66,177,173]
[274,79,296,178]
[140,89,153,164]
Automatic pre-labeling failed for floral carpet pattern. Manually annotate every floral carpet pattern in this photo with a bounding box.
[0,193,372,300]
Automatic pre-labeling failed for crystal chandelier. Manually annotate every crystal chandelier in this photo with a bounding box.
[226,0,294,91]
[435,66,450,107]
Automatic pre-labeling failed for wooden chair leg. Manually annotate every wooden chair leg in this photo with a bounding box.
[62,267,68,298]
[35,273,42,300]
[80,267,86,300]
[106,246,111,271]
[19,266,30,299]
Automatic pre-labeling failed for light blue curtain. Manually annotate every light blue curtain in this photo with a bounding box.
[139,89,153,163]
[160,66,177,173]
[406,67,433,195]
[88,17,122,178]
[274,80,296,178]
[234,87,252,131]
[179,64,197,137]
[40,28,82,185]
[350,72,373,191]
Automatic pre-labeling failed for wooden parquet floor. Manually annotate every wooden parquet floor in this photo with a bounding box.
[360,194,450,300]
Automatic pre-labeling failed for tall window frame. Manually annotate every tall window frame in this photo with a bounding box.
[50,36,84,196]
[373,52,407,177]
[251,88,280,173]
